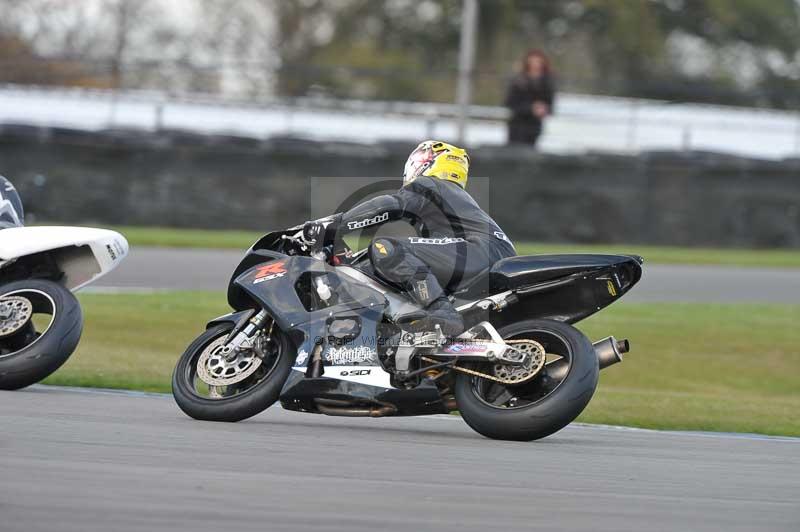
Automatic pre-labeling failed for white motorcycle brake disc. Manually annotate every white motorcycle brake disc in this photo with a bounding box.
[196,336,262,387]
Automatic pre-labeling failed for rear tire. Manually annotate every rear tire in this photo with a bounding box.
[172,322,295,422]
[454,319,598,441]
[0,279,83,390]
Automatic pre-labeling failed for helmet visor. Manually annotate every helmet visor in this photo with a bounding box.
[403,143,436,185]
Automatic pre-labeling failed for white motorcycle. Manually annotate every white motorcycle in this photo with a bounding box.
[0,177,128,390]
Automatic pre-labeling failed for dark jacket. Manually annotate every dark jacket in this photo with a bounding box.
[336,176,516,291]
[338,176,514,252]
[504,74,555,144]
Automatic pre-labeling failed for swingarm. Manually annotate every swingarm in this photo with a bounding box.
[393,321,529,375]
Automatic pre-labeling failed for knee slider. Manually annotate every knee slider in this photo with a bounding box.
[370,237,406,276]
[370,237,401,264]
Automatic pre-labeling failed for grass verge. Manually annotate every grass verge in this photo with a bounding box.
[102,225,800,268]
[575,303,799,436]
[43,292,799,437]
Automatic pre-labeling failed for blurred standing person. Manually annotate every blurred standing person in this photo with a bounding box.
[504,50,555,146]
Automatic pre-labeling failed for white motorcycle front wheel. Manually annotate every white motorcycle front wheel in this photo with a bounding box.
[0,279,83,390]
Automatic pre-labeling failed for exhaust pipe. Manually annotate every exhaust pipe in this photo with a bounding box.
[316,404,397,417]
[314,398,397,417]
[593,336,630,370]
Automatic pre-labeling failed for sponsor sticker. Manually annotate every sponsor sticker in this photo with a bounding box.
[416,280,429,301]
[253,261,287,284]
[607,280,618,297]
[324,345,377,365]
[408,237,466,245]
[294,349,309,366]
[347,212,389,230]
[340,369,372,376]
[444,343,488,354]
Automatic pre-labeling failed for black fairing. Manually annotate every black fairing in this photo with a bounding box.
[229,253,386,331]
[227,232,290,310]
[456,253,643,326]
[491,254,641,290]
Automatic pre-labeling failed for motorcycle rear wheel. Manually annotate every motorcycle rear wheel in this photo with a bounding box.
[172,321,295,422]
[454,319,598,441]
[0,279,83,390]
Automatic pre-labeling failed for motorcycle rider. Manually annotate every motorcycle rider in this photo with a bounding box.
[302,140,516,336]
[0,176,24,229]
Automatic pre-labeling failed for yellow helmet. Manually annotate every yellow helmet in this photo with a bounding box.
[403,140,470,189]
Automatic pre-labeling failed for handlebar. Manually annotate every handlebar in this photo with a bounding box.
[281,230,306,247]
[281,230,334,262]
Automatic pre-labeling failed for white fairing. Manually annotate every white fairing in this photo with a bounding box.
[0,226,129,291]
[292,366,394,388]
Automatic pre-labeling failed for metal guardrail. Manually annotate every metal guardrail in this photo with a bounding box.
[1,84,799,158]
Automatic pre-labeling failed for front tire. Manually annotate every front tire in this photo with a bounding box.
[172,321,295,422]
[454,319,598,441]
[0,279,83,390]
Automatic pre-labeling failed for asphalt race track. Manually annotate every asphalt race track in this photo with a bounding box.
[14,247,794,531]
[1,386,797,532]
[98,247,800,303]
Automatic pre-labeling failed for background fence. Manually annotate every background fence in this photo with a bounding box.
[2,85,800,160]
[2,124,799,248]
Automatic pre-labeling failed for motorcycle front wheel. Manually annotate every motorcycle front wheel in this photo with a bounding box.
[454,319,599,441]
[172,320,295,422]
[0,279,83,390]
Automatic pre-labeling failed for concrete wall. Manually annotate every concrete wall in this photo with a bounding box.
[1,124,799,248]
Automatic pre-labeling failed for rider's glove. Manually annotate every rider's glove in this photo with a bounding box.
[301,221,326,251]
[299,214,342,256]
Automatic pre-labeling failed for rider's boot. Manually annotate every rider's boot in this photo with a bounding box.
[404,273,464,337]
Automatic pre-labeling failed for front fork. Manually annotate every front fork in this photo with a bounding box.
[220,309,271,357]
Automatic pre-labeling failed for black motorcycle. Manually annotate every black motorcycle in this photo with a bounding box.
[172,222,642,441]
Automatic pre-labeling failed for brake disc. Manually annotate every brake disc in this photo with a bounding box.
[196,336,263,387]
[0,296,33,338]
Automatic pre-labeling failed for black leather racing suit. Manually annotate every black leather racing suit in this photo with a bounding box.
[334,176,516,320]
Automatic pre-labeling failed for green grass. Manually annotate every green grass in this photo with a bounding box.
[105,225,263,250]
[43,292,228,392]
[43,292,800,437]
[101,225,800,268]
[575,303,800,436]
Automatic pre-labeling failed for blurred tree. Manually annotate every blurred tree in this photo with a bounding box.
[265,0,800,108]
[0,0,798,108]
[0,22,108,87]
[571,0,800,105]
[105,0,152,88]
